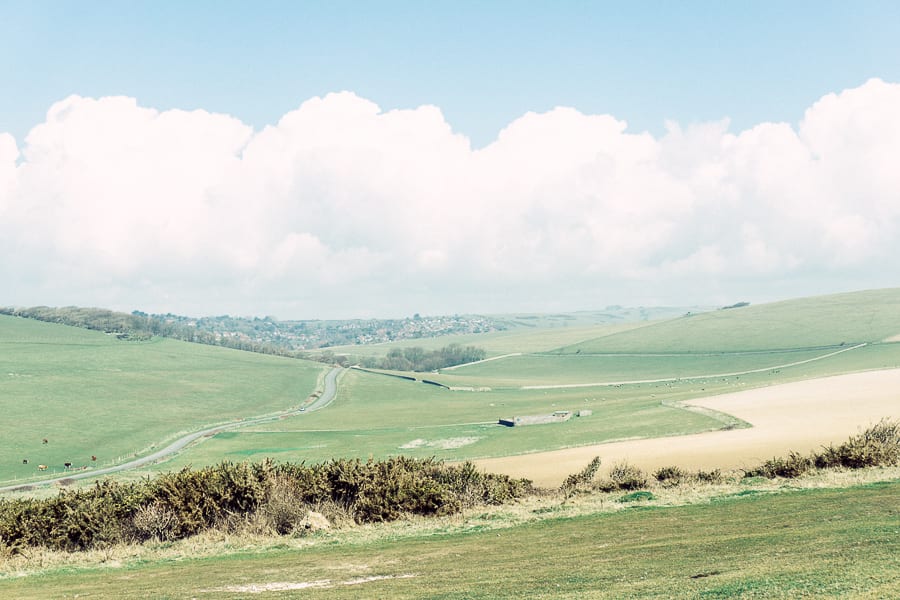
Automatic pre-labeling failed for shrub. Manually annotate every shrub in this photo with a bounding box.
[560,457,602,497]
[815,419,900,469]
[132,502,179,541]
[745,420,900,479]
[653,465,687,487]
[0,457,531,554]
[695,468,724,484]
[596,461,647,491]
[745,451,813,479]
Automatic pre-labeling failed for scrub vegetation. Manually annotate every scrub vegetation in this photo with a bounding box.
[1,424,898,598]
[0,457,528,554]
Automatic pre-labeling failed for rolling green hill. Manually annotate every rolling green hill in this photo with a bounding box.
[554,288,900,353]
[0,315,326,486]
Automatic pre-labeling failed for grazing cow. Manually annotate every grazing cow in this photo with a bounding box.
[38,464,48,471]
[42,438,48,444]
[91,455,97,462]
[64,462,72,469]
[22,459,28,464]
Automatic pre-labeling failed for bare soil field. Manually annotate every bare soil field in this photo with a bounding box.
[475,368,900,487]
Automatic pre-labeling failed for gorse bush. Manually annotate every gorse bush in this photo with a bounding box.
[654,466,688,487]
[816,419,900,469]
[746,419,900,479]
[560,456,602,498]
[745,451,814,479]
[0,458,530,554]
[596,461,648,492]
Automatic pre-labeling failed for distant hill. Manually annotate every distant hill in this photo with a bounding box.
[553,288,900,353]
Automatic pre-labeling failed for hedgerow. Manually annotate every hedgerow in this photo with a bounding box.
[745,419,900,479]
[0,458,530,554]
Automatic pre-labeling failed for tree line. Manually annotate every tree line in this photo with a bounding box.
[355,343,486,372]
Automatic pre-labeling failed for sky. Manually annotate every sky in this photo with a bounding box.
[1,1,899,319]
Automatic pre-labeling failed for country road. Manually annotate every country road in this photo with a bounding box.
[0,367,344,493]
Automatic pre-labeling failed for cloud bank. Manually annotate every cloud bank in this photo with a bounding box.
[2,79,899,318]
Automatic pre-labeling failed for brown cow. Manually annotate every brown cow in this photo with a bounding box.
[91,455,97,462]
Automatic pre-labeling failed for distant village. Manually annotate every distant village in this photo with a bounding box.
[148,313,505,350]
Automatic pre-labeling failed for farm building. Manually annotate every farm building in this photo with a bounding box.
[499,411,572,427]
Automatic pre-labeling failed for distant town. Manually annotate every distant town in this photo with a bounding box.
[147,312,505,350]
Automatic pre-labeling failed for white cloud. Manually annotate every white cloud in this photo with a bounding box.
[1,80,899,317]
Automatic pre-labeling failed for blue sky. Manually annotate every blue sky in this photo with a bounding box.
[1,2,900,318]
[3,1,898,147]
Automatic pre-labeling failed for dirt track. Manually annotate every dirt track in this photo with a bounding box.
[474,368,900,487]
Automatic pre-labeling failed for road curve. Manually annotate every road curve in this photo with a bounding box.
[0,367,344,493]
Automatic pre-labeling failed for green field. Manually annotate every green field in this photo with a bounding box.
[150,341,900,471]
[147,289,900,472]
[0,316,326,486]
[3,479,897,598]
[557,288,900,353]
[5,288,900,485]
[149,367,727,469]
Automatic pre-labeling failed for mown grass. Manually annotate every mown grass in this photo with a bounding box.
[2,476,897,599]
[0,316,326,486]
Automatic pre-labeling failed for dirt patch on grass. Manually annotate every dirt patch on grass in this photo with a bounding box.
[207,574,417,593]
[400,437,480,450]
[884,334,900,343]
[475,369,900,487]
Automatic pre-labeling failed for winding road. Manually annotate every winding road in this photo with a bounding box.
[0,367,344,493]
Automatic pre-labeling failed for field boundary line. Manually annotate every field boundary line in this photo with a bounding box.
[441,353,522,371]
[520,343,868,390]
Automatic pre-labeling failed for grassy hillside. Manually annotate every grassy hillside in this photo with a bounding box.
[152,288,900,472]
[3,479,897,598]
[327,320,653,358]
[555,288,900,353]
[0,315,326,486]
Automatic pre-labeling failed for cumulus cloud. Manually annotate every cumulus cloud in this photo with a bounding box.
[1,80,899,317]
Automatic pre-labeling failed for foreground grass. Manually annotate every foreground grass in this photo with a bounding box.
[2,468,898,599]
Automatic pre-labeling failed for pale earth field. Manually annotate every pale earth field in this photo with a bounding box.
[475,367,900,487]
